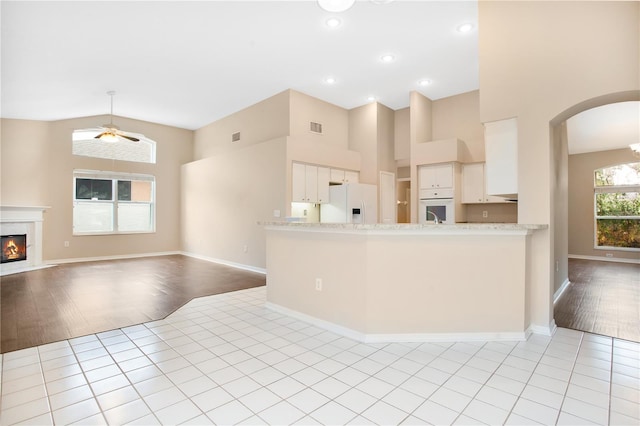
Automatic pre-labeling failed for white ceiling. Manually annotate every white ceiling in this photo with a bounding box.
[1,0,479,130]
[2,0,636,155]
[566,102,640,155]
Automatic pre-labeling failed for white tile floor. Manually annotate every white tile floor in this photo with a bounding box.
[1,286,639,425]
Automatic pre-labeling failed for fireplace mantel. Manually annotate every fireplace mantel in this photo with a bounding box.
[1,205,51,276]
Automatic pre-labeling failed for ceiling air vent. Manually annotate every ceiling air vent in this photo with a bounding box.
[309,121,323,135]
[231,131,241,142]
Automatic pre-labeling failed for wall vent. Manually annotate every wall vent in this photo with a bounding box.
[309,122,323,135]
[231,131,241,142]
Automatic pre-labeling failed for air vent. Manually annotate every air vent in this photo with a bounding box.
[309,122,323,135]
[231,131,241,142]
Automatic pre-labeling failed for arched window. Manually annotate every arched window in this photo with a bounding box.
[594,162,640,249]
[72,129,156,164]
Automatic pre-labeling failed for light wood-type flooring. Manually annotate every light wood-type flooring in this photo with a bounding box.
[555,258,640,342]
[0,255,265,353]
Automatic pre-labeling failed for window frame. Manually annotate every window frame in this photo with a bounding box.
[593,165,640,252]
[73,170,156,236]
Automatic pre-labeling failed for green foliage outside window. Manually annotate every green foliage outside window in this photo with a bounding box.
[594,162,640,249]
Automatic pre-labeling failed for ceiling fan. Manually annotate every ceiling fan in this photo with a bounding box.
[94,91,141,142]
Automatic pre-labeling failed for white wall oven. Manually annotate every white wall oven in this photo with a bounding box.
[419,198,455,224]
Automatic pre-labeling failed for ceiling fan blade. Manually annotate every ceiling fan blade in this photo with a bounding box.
[94,132,107,139]
[119,134,140,142]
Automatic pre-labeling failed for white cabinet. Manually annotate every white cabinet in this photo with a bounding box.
[344,170,359,183]
[418,163,457,199]
[292,163,330,203]
[462,163,507,204]
[317,167,330,203]
[484,118,517,197]
[419,163,453,190]
[330,168,359,184]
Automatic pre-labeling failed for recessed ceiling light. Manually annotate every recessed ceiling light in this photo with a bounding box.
[325,17,342,28]
[381,54,395,63]
[317,0,355,13]
[457,23,474,33]
[324,77,337,84]
[367,96,377,102]
[418,79,432,86]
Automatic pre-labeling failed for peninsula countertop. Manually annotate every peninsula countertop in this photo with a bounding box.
[261,221,547,235]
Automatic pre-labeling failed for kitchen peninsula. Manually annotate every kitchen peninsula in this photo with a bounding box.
[263,222,547,342]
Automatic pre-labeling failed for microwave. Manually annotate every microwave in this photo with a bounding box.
[419,198,455,224]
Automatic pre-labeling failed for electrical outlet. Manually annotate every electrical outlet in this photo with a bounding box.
[606,253,613,258]
[273,209,281,218]
[243,245,248,253]
[64,241,69,247]
[482,211,488,218]
[315,278,322,291]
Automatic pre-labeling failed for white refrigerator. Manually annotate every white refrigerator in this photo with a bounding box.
[320,183,378,224]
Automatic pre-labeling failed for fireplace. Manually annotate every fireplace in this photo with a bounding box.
[1,234,27,263]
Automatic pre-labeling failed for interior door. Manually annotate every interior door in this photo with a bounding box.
[379,171,396,224]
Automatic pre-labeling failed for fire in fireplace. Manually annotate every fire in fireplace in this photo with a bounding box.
[1,234,27,263]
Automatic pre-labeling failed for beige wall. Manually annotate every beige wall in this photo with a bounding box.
[376,103,396,177]
[432,91,485,163]
[266,227,531,336]
[479,0,640,330]
[290,90,349,150]
[348,103,378,184]
[193,90,290,160]
[181,138,287,270]
[1,116,194,262]
[568,148,639,262]
[394,107,410,163]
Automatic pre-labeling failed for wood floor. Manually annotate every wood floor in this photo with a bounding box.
[555,258,640,342]
[0,255,265,354]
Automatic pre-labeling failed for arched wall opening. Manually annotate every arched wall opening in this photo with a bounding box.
[548,90,640,322]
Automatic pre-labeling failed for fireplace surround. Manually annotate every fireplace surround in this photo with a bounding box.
[0,205,50,275]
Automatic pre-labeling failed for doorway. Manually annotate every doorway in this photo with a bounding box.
[396,179,411,223]
[550,92,640,341]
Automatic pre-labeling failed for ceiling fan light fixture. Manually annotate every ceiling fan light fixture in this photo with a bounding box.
[98,131,119,142]
[317,0,355,13]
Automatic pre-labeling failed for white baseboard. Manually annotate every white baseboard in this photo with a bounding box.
[180,252,266,275]
[0,264,56,277]
[569,254,640,264]
[554,278,571,304]
[266,302,530,343]
[526,320,557,337]
[47,251,182,265]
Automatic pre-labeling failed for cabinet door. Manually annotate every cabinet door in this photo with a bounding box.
[485,118,517,196]
[305,165,318,202]
[292,162,307,202]
[330,169,345,183]
[419,166,437,189]
[316,167,330,203]
[344,170,359,183]
[462,163,485,204]
[435,164,453,188]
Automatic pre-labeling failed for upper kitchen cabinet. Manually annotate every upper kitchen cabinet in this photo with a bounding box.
[484,118,518,198]
[329,168,359,184]
[418,162,459,199]
[419,163,453,190]
[461,163,509,204]
[292,162,330,203]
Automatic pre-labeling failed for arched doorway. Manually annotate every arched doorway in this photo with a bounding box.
[549,90,640,341]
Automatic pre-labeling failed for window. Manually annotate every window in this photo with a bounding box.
[594,162,640,250]
[72,129,156,164]
[73,171,155,235]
